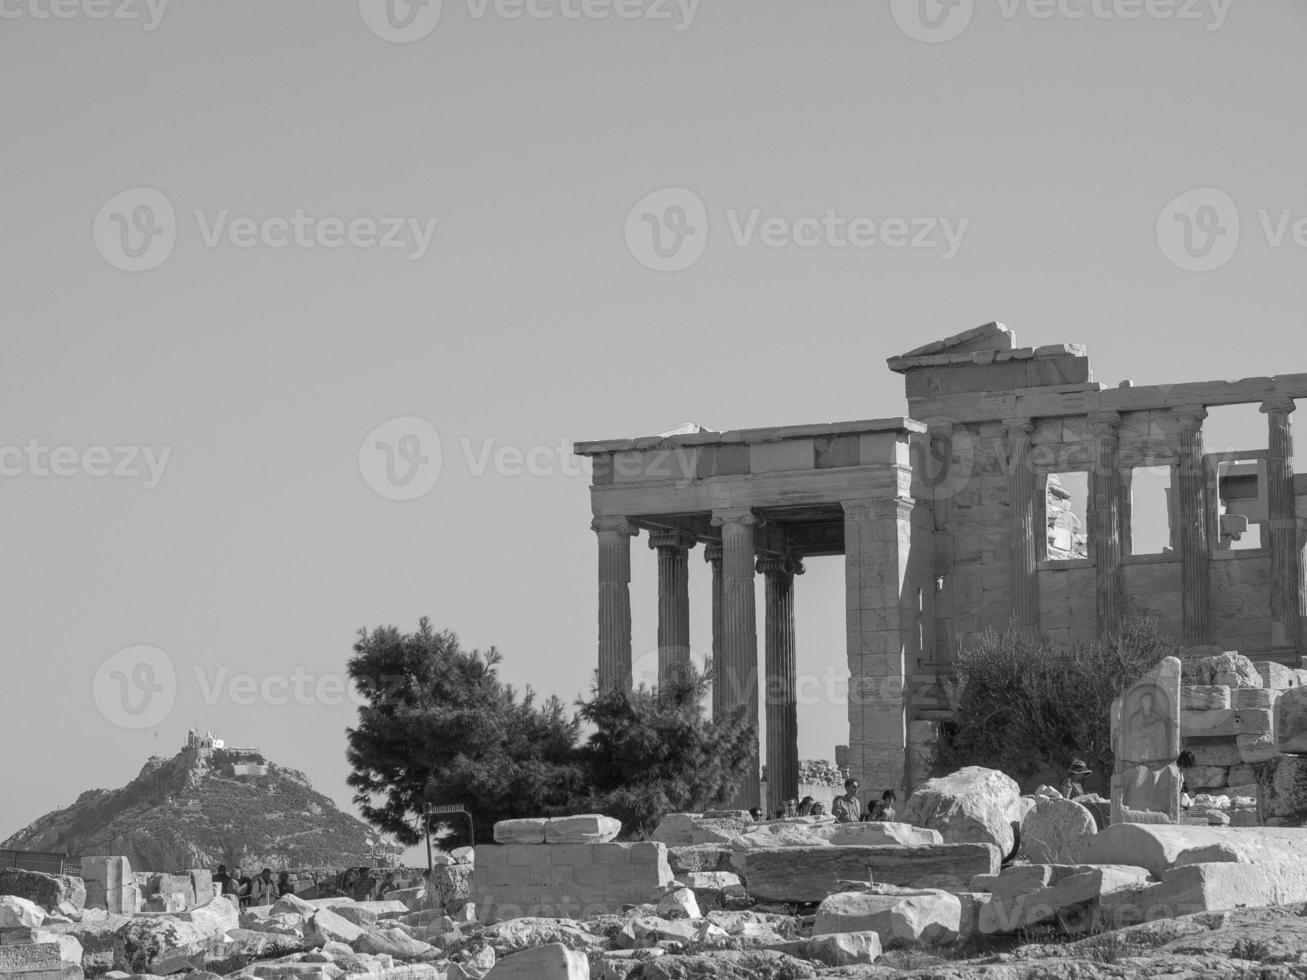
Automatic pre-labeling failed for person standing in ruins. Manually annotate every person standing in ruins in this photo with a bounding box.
[832,779,862,823]
[1060,759,1092,799]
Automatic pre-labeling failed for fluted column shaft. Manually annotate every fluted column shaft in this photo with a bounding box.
[1004,418,1039,629]
[1090,411,1124,638]
[705,544,725,719]
[1175,407,1211,646]
[1263,397,1303,650]
[650,530,696,689]
[759,556,802,811]
[593,516,637,694]
[712,508,761,808]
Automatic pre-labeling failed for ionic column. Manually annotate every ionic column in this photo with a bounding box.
[593,515,638,694]
[649,530,696,689]
[1262,397,1304,649]
[711,508,761,808]
[705,544,725,719]
[1090,411,1125,638]
[1175,407,1211,646]
[759,555,803,811]
[1003,418,1039,629]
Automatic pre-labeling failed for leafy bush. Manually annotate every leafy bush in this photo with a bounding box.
[936,618,1178,791]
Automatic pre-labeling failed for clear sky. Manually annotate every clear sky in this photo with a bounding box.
[3,0,1306,862]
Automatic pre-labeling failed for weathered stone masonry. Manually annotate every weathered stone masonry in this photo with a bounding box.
[575,322,1307,805]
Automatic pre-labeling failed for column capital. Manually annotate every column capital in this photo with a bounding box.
[1002,417,1034,439]
[711,508,762,529]
[1087,410,1122,434]
[703,543,723,563]
[841,495,913,521]
[1261,396,1297,416]
[1172,406,1208,430]
[648,529,698,552]
[592,515,639,537]
[756,555,805,577]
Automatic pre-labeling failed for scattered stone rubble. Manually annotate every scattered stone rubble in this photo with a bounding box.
[15,719,1307,980]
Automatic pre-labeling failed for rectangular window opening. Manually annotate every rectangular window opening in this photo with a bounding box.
[1212,454,1267,552]
[1043,472,1090,561]
[1126,464,1175,557]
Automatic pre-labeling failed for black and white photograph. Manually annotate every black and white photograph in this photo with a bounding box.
[3,1,1307,975]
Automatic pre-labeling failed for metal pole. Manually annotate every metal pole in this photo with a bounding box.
[423,804,433,875]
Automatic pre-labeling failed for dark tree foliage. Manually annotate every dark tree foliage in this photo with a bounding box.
[345,619,584,845]
[575,663,755,839]
[345,621,757,845]
[937,618,1178,792]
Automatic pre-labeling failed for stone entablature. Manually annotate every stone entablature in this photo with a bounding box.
[576,321,1307,806]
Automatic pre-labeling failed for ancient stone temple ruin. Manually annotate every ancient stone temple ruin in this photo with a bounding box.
[573,322,1307,808]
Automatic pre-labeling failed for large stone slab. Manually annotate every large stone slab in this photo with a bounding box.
[823,822,943,847]
[545,815,621,845]
[1112,861,1307,922]
[731,822,832,850]
[1018,797,1097,864]
[1111,656,1182,825]
[0,942,61,980]
[807,930,882,967]
[1181,685,1230,711]
[112,916,211,974]
[0,896,46,928]
[649,813,749,847]
[979,865,1151,934]
[1256,754,1307,819]
[0,870,86,912]
[814,887,961,945]
[737,844,998,903]
[667,845,733,874]
[1194,652,1262,688]
[1276,687,1307,754]
[493,819,549,844]
[901,767,1022,855]
[484,942,589,978]
[1082,822,1307,877]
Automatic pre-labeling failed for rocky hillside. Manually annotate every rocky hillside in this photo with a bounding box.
[0,741,397,872]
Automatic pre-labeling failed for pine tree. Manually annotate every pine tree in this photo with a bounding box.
[345,619,583,845]
[575,663,755,839]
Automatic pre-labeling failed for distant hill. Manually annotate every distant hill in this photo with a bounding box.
[1,733,400,873]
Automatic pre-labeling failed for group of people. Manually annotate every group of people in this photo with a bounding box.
[211,865,294,908]
[748,780,898,824]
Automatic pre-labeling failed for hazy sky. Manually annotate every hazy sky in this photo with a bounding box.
[3,0,1305,861]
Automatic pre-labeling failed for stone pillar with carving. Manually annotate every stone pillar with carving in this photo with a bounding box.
[1090,411,1125,638]
[711,508,761,808]
[759,555,803,811]
[1004,418,1039,629]
[1263,397,1304,650]
[1174,407,1211,647]
[649,530,696,689]
[593,516,637,694]
[705,544,725,719]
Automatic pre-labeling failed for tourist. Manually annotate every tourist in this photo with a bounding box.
[831,778,862,823]
[212,863,232,895]
[277,871,294,898]
[250,868,276,905]
[748,807,762,822]
[236,869,253,909]
[222,865,244,900]
[1060,759,1092,799]
[796,796,815,816]
[783,799,797,818]
[810,802,825,816]
[870,790,897,821]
